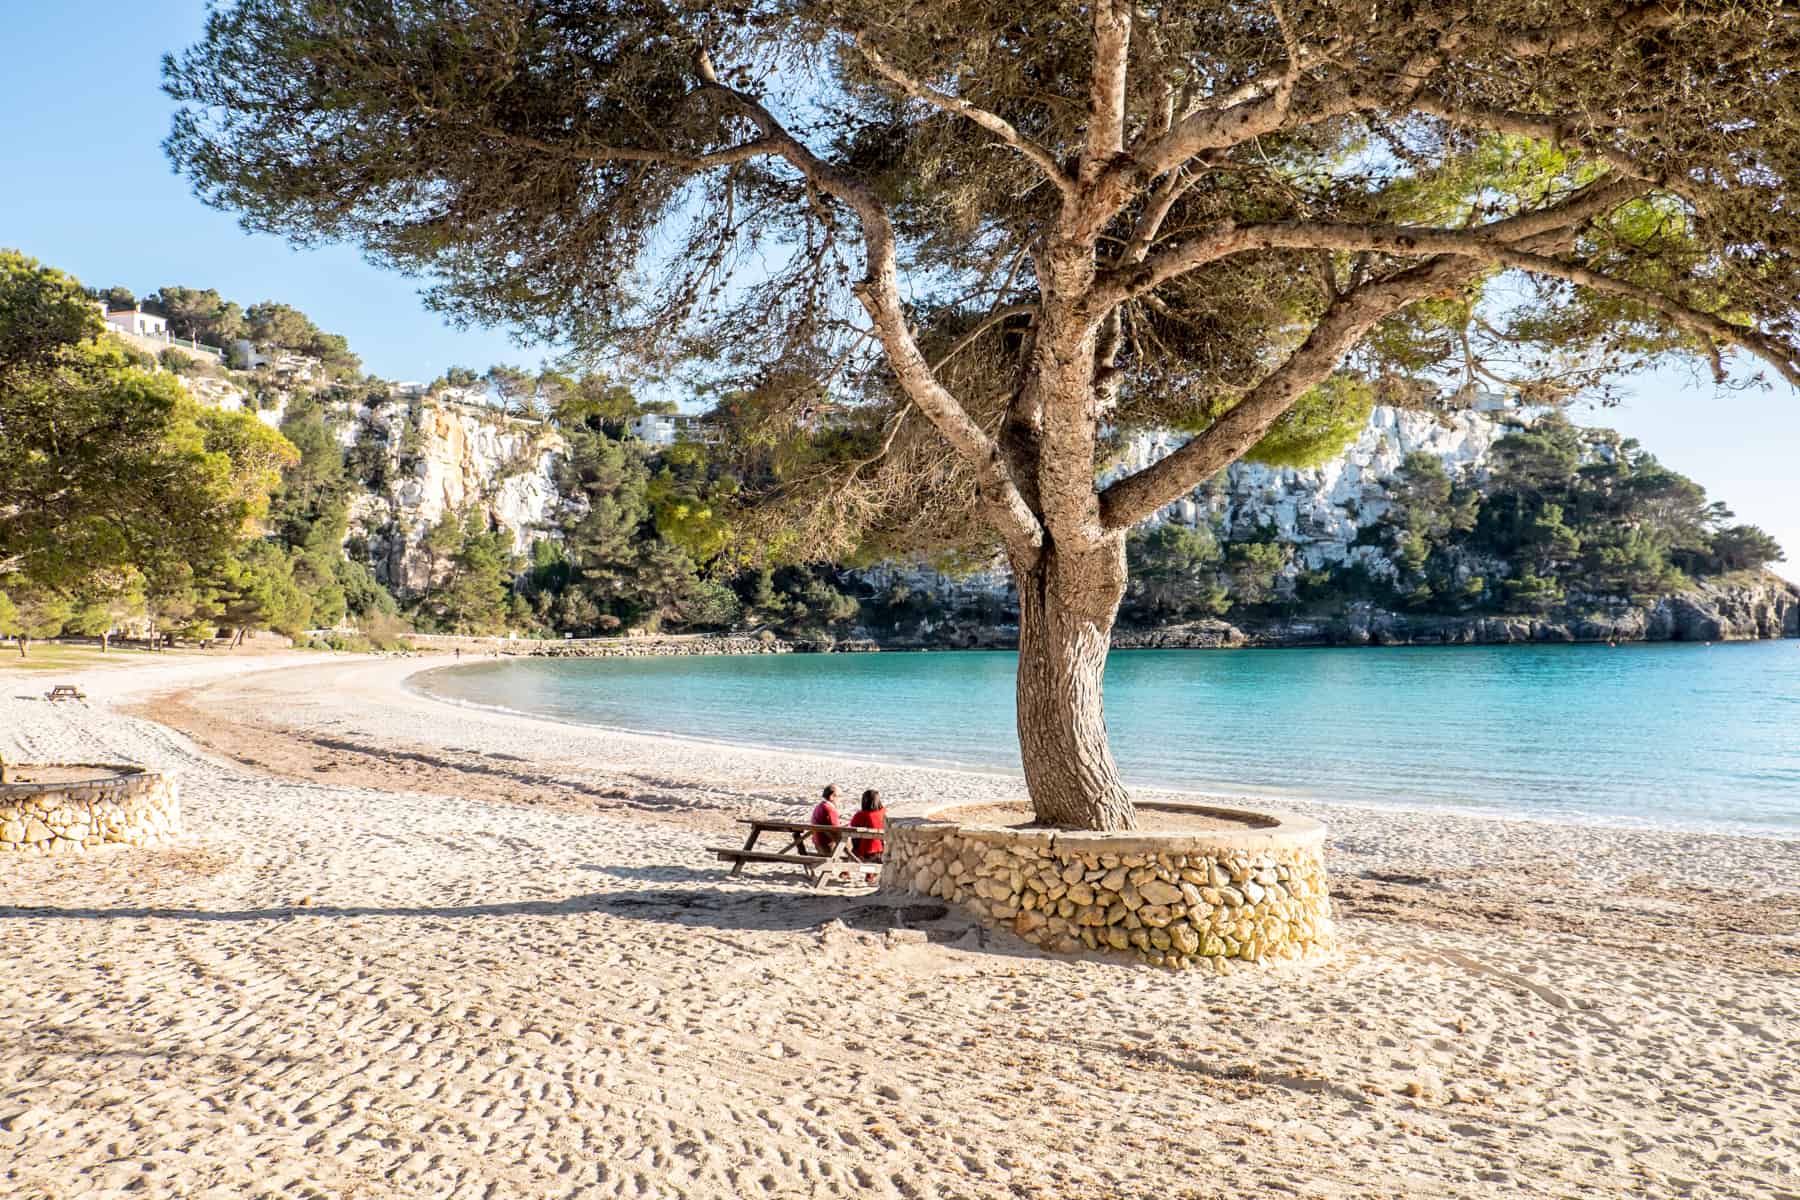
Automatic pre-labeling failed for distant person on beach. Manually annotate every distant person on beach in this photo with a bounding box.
[810,784,844,855]
[849,789,886,862]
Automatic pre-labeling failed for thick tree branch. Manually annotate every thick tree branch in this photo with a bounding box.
[852,36,1074,195]
[1468,174,1649,242]
[1083,0,1132,183]
[1232,220,1800,388]
[1097,220,1258,304]
[1131,23,1406,181]
[1099,172,1646,306]
[1120,162,1210,265]
[1132,89,1297,182]
[1502,2,1684,57]
[1098,257,1482,529]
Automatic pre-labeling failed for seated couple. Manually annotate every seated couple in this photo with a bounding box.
[809,784,885,862]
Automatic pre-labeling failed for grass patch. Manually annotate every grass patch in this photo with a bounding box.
[0,643,208,673]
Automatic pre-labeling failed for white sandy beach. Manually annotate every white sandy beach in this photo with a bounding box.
[2,652,1796,1199]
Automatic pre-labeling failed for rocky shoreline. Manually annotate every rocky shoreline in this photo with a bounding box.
[895,573,1800,652]
[403,632,884,657]
[372,574,1800,658]
[1116,573,1800,650]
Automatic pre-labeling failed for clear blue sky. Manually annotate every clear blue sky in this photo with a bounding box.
[2,2,1794,576]
[0,1,544,386]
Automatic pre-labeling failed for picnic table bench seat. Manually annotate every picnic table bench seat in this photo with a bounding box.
[712,847,832,868]
[711,817,885,889]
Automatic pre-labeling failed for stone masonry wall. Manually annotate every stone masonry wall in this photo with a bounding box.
[0,767,180,854]
[882,805,1333,971]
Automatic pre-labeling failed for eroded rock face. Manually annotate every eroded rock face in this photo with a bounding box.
[1646,578,1800,642]
[343,398,563,593]
[1109,406,1511,576]
[1106,574,1800,649]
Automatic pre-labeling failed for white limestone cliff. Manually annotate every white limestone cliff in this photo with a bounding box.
[1109,406,1518,576]
[342,396,563,593]
[872,405,1529,604]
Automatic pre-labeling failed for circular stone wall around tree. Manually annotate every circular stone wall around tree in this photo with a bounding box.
[879,800,1333,971]
[0,765,181,854]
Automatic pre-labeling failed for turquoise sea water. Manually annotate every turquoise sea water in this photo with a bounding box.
[414,641,1800,834]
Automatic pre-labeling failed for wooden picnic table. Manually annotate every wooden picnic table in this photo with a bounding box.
[712,817,885,889]
[43,684,87,704]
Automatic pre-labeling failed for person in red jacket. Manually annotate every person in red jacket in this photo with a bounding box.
[809,784,844,855]
[849,789,886,862]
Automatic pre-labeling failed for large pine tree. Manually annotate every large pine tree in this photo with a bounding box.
[168,1,1800,828]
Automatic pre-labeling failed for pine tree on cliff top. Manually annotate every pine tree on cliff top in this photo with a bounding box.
[166,1,1800,829]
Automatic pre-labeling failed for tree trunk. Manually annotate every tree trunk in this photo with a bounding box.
[1011,538,1135,831]
[100,631,109,652]
[17,635,28,659]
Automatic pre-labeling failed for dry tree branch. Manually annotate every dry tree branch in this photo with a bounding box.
[852,35,1075,195]
[692,47,1047,564]
[933,304,1038,373]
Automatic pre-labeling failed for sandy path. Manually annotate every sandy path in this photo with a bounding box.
[1,655,1796,1199]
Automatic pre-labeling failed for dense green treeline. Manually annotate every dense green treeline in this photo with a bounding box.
[3,248,1787,653]
[90,281,360,375]
[388,424,862,641]
[213,350,864,641]
[1121,413,1785,626]
[0,251,304,653]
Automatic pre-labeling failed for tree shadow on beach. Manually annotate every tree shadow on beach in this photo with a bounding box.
[553,888,1054,961]
[0,887,969,940]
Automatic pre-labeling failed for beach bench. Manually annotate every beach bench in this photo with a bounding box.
[713,818,884,889]
[43,684,87,704]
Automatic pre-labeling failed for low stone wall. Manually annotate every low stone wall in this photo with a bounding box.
[0,766,180,854]
[880,802,1333,971]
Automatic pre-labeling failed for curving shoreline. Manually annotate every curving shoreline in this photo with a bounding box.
[406,647,1800,839]
[109,653,1800,884]
[1,652,1796,1197]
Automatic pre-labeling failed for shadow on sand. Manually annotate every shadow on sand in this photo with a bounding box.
[0,887,961,940]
